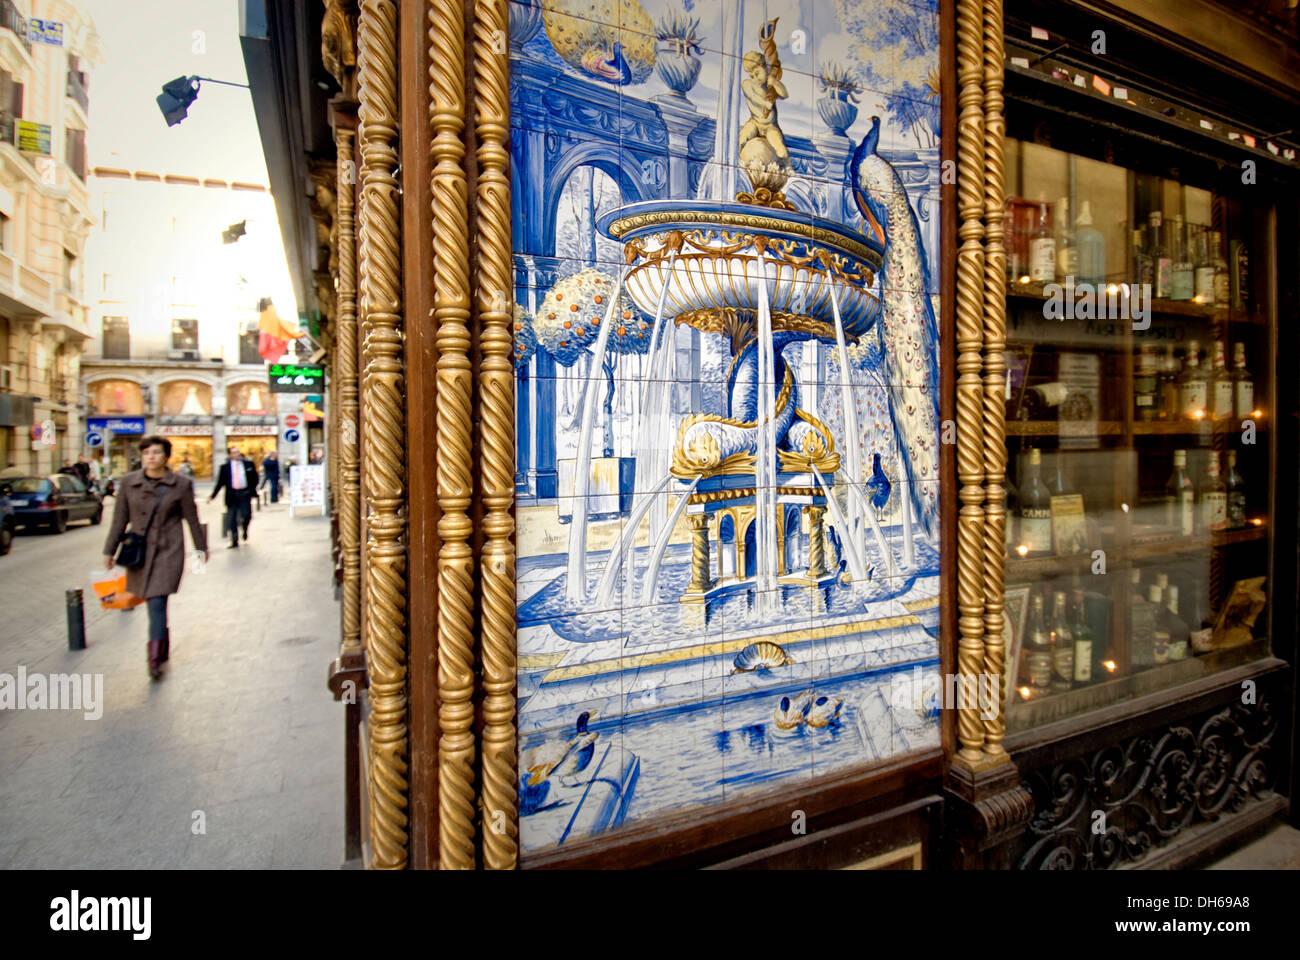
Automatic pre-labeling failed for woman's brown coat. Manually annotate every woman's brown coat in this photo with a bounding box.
[103,470,208,599]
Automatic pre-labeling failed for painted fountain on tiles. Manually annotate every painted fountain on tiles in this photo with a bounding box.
[516,6,943,851]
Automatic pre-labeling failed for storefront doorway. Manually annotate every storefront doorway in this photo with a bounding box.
[166,437,213,478]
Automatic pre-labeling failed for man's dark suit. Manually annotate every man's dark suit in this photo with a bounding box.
[211,458,258,546]
[262,455,281,503]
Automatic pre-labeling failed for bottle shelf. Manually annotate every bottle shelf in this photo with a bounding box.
[1007,524,1266,572]
[1006,420,1124,436]
[1005,280,1230,321]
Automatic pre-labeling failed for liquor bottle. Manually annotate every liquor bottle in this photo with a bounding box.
[1147,584,1171,664]
[1170,215,1194,301]
[1075,201,1105,284]
[1194,226,1216,303]
[1209,340,1234,420]
[1021,382,1067,421]
[1165,585,1191,661]
[1232,342,1254,418]
[1158,344,1180,420]
[1178,341,1207,419]
[1199,452,1228,533]
[1049,591,1074,692]
[1133,226,1153,288]
[1130,570,1156,669]
[1046,451,1070,498]
[1230,238,1250,310]
[1070,589,1093,685]
[1024,595,1052,694]
[1188,583,1215,654]
[1225,450,1247,529]
[1030,201,1056,283]
[1211,230,1229,305]
[1018,448,1052,557]
[1056,197,1078,282]
[1151,211,1172,299]
[1134,345,1159,421]
[1164,449,1196,536]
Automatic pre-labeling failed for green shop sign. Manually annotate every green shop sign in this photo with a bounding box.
[268,363,324,393]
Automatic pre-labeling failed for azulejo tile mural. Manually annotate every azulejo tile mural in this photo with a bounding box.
[511,0,943,853]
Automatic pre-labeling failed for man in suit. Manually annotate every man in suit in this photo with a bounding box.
[262,450,281,503]
[209,446,257,548]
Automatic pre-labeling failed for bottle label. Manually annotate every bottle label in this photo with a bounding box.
[1169,640,1189,661]
[1190,626,1214,653]
[1214,273,1229,304]
[1180,381,1207,415]
[1179,492,1195,536]
[1073,641,1092,682]
[1236,382,1253,418]
[1195,267,1215,301]
[1153,630,1171,664]
[1058,247,1079,276]
[1030,240,1056,282]
[1171,268,1194,300]
[1026,651,1052,688]
[1202,492,1227,531]
[1156,259,1173,297]
[1054,646,1075,683]
[1214,381,1234,417]
[1020,512,1051,553]
[1228,491,1247,525]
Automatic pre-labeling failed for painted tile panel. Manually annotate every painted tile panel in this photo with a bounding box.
[512,0,942,854]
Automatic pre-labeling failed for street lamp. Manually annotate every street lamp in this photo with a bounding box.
[156,75,251,127]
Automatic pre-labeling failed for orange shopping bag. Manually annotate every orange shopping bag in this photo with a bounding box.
[91,570,145,610]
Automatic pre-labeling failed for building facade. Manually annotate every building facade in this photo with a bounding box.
[79,169,302,477]
[0,0,101,473]
[248,0,1300,870]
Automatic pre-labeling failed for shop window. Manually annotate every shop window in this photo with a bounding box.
[239,329,261,365]
[101,316,129,359]
[171,318,198,352]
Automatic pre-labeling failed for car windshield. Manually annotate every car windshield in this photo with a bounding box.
[10,478,50,494]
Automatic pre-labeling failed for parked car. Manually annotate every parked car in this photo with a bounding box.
[0,482,14,554]
[6,475,104,533]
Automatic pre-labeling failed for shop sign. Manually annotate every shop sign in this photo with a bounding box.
[268,363,324,393]
[29,19,64,45]
[15,121,52,156]
[225,424,276,436]
[161,423,213,436]
[87,417,146,434]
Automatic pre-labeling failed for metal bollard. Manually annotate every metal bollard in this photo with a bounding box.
[66,589,86,650]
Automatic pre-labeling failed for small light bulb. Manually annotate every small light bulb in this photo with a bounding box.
[1107,283,1120,295]
[1192,409,1205,420]
[1016,544,1029,557]
[1192,294,1205,304]
[1102,660,1117,673]
[1250,518,1264,527]
[1018,686,1032,700]
[1121,502,1129,513]
[1018,275,1031,285]
[1252,409,1263,418]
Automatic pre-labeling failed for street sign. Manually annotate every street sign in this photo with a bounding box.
[267,363,324,393]
[285,429,301,442]
[284,414,300,428]
[85,432,103,447]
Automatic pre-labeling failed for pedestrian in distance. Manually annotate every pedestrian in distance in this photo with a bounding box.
[73,455,91,486]
[177,455,194,479]
[58,458,77,477]
[210,446,257,548]
[261,450,281,503]
[102,435,209,681]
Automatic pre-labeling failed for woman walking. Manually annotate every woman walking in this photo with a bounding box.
[102,436,209,680]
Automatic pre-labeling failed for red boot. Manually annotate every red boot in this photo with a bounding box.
[159,629,170,664]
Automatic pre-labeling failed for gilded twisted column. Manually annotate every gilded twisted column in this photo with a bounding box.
[806,505,827,579]
[472,0,517,870]
[980,0,1008,760]
[954,0,987,764]
[336,121,362,657]
[430,0,477,870]
[357,0,409,868]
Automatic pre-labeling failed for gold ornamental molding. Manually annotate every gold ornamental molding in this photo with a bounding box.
[472,0,518,871]
[334,113,362,660]
[357,0,410,869]
[430,0,477,871]
[980,0,1010,763]
[953,0,987,765]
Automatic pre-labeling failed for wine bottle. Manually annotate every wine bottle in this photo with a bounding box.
[1049,591,1074,692]
[1158,344,1180,420]
[1133,226,1153,288]
[1200,452,1227,533]
[1070,589,1093,684]
[1018,448,1052,557]
[1211,230,1229,305]
[1170,215,1194,301]
[1056,197,1078,282]
[1194,226,1215,303]
[1232,342,1254,419]
[1151,211,1171,299]
[1021,382,1067,421]
[1135,345,1159,421]
[1230,238,1250,310]
[1024,595,1052,694]
[1147,584,1171,664]
[1209,340,1234,420]
[1164,449,1195,536]
[1225,450,1247,529]
[1030,201,1056,283]
[1075,201,1105,284]
[1130,570,1156,669]
[1178,341,1207,419]
[1165,585,1191,661]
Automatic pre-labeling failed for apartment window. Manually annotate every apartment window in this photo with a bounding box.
[62,250,77,292]
[0,211,8,251]
[64,127,86,181]
[171,318,198,351]
[102,316,129,359]
[239,329,261,365]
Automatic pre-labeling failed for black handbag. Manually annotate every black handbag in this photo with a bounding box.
[114,488,163,570]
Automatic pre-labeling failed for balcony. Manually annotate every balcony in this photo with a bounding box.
[0,1,32,77]
[81,346,225,369]
[66,69,88,116]
[0,247,54,319]
[43,291,91,341]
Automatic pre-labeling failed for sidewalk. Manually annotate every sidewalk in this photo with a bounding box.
[0,493,343,869]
